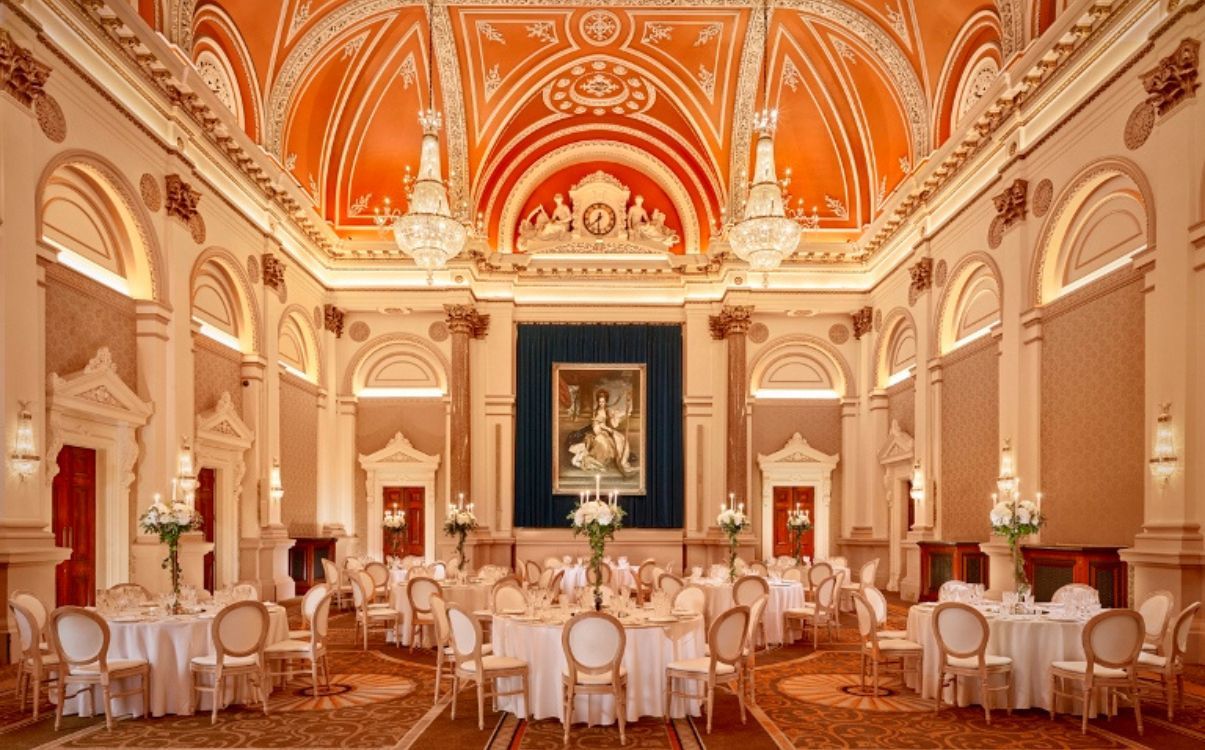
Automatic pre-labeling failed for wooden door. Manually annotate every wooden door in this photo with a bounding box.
[53,446,96,606]
[771,486,815,559]
[196,467,216,591]
[383,486,425,558]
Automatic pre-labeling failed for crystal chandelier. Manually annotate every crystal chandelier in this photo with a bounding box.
[373,0,468,283]
[727,0,800,272]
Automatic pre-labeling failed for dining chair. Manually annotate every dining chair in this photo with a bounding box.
[538,567,555,590]
[587,563,613,588]
[659,573,685,599]
[523,560,543,586]
[827,556,848,569]
[547,569,565,601]
[321,558,353,609]
[190,600,270,724]
[664,605,749,734]
[543,556,564,570]
[447,604,530,730]
[493,580,527,613]
[749,561,769,577]
[231,580,260,602]
[785,572,844,647]
[636,560,658,603]
[1051,583,1099,606]
[407,575,444,651]
[1136,589,1175,653]
[707,595,768,701]
[937,580,969,602]
[265,590,333,695]
[431,561,448,580]
[9,593,58,719]
[651,566,666,591]
[805,561,833,604]
[365,561,390,599]
[840,558,879,611]
[345,557,364,571]
[1049,608,1144,735]
[852,593,922,697]
[289,583,329,640]
[933,602,1012,723]
[781,566,805,583]
[106,582,152,603]
[863,585,908,639]
[733,575,770,647]
[673,585,706,616]
[430,594,494,705]
[561,612,627,744]
[1136,601,1199,719]
[351,572,400,650]
[50,606,149,731]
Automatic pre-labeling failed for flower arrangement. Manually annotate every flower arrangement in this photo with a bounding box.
[990,497,1044,597]
[383,507,406,557]
[139,493,202,609]
[443,494,478,571]
[568,489,626,610]
[786,506,812,564]
[717,494,749,581]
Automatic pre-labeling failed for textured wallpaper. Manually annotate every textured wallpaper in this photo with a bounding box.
[751,402,843,541]
[940,340,998,542]
[279,375,319,537]
[1040,275,1144,546]
[45,267,137,389]
[887,380,915,436]
[194,338,242,413]
[353,400,447,549]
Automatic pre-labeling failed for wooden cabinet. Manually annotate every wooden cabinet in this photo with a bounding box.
[1022,545,1126,607]
[917,541,990,602]
[289,537,337,595]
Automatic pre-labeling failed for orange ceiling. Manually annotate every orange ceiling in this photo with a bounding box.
[149,2,1023,253]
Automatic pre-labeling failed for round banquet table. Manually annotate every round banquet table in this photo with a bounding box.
[391,580,491,647]
[682,577,804,645]
[491,611,705,724]
[560,564,638,597]
[64,605,288,717]
[906,602,1095,711]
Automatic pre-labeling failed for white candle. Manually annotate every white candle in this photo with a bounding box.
[728,492,734,509]
[738,502,744,513]
[458,492,464,509]
[595,474,601,496]
[170,478,178,503]
[153,492,162,505]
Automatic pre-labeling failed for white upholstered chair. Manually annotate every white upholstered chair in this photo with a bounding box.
[852,593,922,697]
[447,604,529,730]
[190,600,270,725]
[1049,609,1145,735]
[266,590,333,694]
[321,557,353,609]
[785,572,844,648]
[672,585,706,616]
[659,573,685,599]
[51,606,149,731]
[933,602,1013,723]
[561,612,627,744]
[1136,589,1175,653]
[351,571,400,649]
[863,585,908,640]
[289,583,329,640]
[9,592,58,719]
[664,605,749,734]
[1136,601,1200,720]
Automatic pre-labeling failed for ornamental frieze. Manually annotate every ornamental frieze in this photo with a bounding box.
[262,253,286,291]
[323,304,346,338]
[1126,38,1199,150]
[0,29,50,108]
[444,304,490,339]
[164,174,201,223]
[851,306,874,340]
[709,305,753,340]
[908,258,934,306]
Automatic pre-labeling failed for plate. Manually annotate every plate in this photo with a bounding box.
[671,609,694,617]
[110,615,143,623]
[502,608,526,615]
[648,615,678,623]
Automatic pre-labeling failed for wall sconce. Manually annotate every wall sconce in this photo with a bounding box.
[909,461,924,503]
[1149,402,1178,486]
[174,436,197,504]
[996,438,1019,498]
[9,401,40,481]
[269,458,284,503]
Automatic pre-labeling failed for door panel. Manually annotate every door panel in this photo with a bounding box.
[382,486,426,558]
[196,468,216,591]
[771,486,815,560]
[53,446,96,606]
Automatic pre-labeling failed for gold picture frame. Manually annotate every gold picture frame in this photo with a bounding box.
[552,363,646,495]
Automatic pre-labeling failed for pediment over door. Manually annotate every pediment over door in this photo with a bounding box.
[47,347,154,426]
[359,431,441,471]
[877,419,915,465]
[196,391,254,450]
[757,432,839,469]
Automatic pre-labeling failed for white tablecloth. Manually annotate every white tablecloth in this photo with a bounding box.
[492,611,704,724]
[683,577,804,645]
[907,603,1090,710]
[65,605,288,717]
[391,581,491,646]
[560,564,638,596]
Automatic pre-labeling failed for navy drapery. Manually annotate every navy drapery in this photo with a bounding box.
[514,324,684,528]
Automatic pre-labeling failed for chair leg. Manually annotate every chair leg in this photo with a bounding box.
[434,651,444,705]
[476,679,485,731]
[450,676,458,720]
[31,671,41,720]
[617,684,626,745]
[102,684,113,731]
[212,674,221,725]
[1080,687,1090,735]
[663,675,672,722]
[1163,673,1173,720]
[1049,675,1057,721]
[1132,683,1143,736]
[53,680,65,731]
[982,675,992,725]
[563,684,573,743]
[935,670,943,713]
[17,664,27,713]
[705,682,715,734]
[736,672,747,725]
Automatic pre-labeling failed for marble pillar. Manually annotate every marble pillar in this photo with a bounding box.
[709,305,753,504]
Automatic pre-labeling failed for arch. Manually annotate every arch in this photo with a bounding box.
[1030,157,1155,308]
[342,333,450,397]
[191,3,263,139]
[875,306,918,388]
[189,247,261,354]
[277,304,322,383]
[36,150,166,303]
[935,251,1004,356]
[932,11,1004,144]
[749,334,855,399]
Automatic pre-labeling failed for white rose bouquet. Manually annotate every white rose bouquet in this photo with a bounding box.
[568,494,626,609]
[786,507,812,564]
[717,500,750,581]
[139,494,202,606]
[990,497,1044,597]
[443,500,478,571]
[383,510,406,557]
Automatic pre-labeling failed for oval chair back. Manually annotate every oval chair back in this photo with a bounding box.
[1083,609,1144,672]
[781,567,804,583]
[659,574,684,599]
[345,557,364,571]
[429,594,451,649]
[365,561,389,589]
[524,560,542,585]
[106,583,151,603]
[807,562,832,592]
[494,584,526,613]
[9,599,42,660]
[746,594,768,651]
[547,569,565,598]
[749,561,769,577]
[10,590,48,638]
[1052,583,1099,606]
[1171,602,1201,661]
[408,576,443,619]
[708,606,751,669]
[673,585,706,615]
[933,602,990,666]
[864,585,890,627]
[350,571,373,610]
[1137,590,1175,647]
[859,559,879,589]
[937,580,969,602]
[852,591,878,646]
[543,557,564,570]
[321,557,342,588]
[310,591,334,647]
[733,575,769,607]
[587,563,613,588]
[50,607,109,671]
[446,605,484,670]
[563,612,625,684]
[816,574,841,610]
[213,601,269,665]
[638,560,657,586]
[300,583,329,629]
[231,581,260,602]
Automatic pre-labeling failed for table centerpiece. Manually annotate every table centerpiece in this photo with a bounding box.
[443,493,478,573]
[568,482,626,611]
[717,494,750,581]
[383,504,406,558]
[138,493,202,613]
[786,504,812,565]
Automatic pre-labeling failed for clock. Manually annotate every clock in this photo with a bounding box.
[582,202,616,236]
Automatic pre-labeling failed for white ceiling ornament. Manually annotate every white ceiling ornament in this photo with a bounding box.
[580,10,621,46]
[544,59,656,117]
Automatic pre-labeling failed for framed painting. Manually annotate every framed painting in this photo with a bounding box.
[552,363,646,495]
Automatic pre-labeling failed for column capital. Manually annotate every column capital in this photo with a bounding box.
[708,305,753,340]
[323,304,345,338]
[851,306,874,340]
[240,356,268,380]
[444,304,490,338]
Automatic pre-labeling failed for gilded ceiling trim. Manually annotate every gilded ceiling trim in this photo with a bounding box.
[432,0,471,219]
[729,0,764,219]
[172,0,197,51]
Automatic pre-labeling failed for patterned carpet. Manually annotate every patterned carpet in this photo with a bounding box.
[1,598,1203,749]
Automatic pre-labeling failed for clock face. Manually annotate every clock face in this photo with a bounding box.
[582,202,616,236]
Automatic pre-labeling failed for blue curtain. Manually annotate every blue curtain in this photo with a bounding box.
[514,324,683,528]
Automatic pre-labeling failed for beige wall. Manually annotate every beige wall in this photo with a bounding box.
[887,381,915,436]
[280,374,319,537]
[194,338,242,413]
[1040,273,1145,546]
[940,339,998,542]
[45,265,136,388]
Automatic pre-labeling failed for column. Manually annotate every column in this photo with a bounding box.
[709,306,752,502]
[332,396,358,561]
[683,304,721,569]
[444,304,489,565]
[480,303,515,568]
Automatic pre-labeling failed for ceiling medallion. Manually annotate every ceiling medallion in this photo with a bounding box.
[548,60,653,117]
[580,10,621,46]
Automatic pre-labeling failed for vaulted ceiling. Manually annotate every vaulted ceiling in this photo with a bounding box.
[133,1,1064,260]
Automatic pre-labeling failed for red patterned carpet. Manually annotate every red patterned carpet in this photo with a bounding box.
[2,598,1203,749]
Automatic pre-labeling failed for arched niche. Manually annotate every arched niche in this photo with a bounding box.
[342,334,450,397]
[936,253,1003,355]
[191,248,261,354]
[277,306,321,382]
[749,335,853,400]
[37,151,165,303]
[1030,159,1154,308]
[194,390,253,589]
[875,308,917,388]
